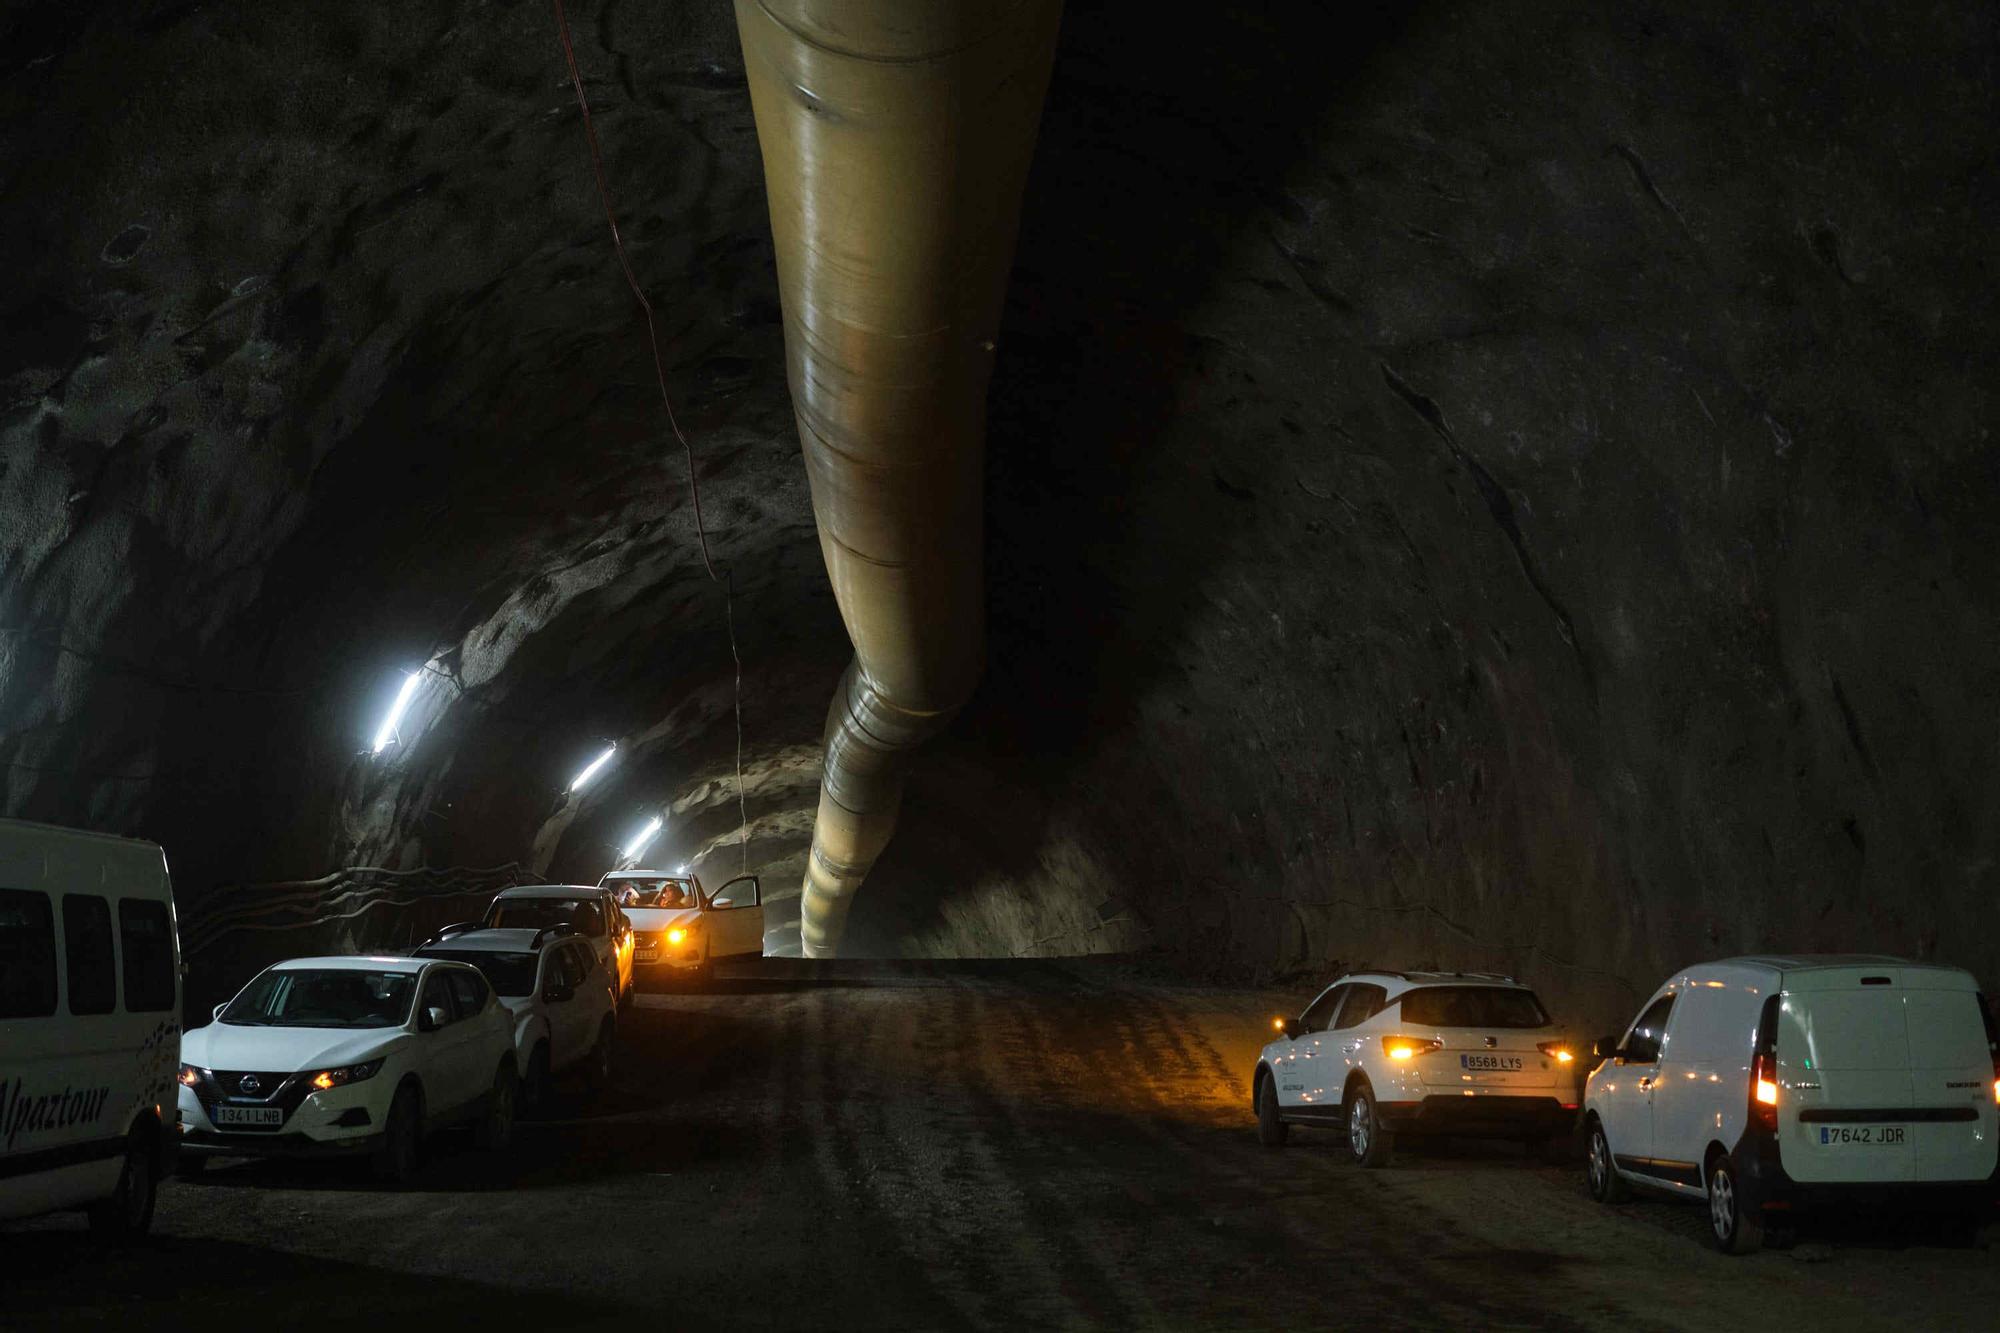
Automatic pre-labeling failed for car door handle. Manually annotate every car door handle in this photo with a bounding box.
[1637,1076,1653,1090]
[1343,1040,1364,1054]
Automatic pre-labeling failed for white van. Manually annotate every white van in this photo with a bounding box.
[0,818,181,1238]
[1583,954,1999,1252]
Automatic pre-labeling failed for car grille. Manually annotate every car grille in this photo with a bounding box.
[190,1069,314,1130]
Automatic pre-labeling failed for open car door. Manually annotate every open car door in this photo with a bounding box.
[706,876,764,958]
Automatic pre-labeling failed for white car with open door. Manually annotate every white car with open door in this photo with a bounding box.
[481,884,634,1009]
[1583,955,2000,1253]
[1253,971,1581,1165]
[411,924,617,1112]
[0,818,182,1240]
[600,869,763,985]
[177,955,518,1183]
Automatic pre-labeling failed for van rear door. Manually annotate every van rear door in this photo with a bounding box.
[1776,966,1996,1185]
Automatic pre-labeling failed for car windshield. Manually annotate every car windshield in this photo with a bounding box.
[222,969,416,1028]
[417,949,538,997]
[613,878,697,909]
[1397,986,1550,1029]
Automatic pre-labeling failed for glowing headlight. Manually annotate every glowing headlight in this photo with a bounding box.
[307,1059,386,1092]
[667,928,687,946]
[177,1064,203,1087]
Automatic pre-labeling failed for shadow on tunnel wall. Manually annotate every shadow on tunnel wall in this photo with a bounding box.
[843,0,1412,953]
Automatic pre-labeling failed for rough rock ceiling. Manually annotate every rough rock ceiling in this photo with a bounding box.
[3,0,1995,1030]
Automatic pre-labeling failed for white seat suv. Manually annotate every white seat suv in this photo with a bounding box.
[1253,971,1580,1165]
[412,923,617,1112]
[1584,954,2000,1253]
[178,955,518,1182]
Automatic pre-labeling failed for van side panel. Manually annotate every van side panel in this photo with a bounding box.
[0,823,180,1224]
[1650,977,1761,1186]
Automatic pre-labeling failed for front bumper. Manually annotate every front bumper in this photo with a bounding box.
[179,1128,378,1159]
[177,1079,387,1155]
[1376,1094,1578,1139]
[633,943,706,972]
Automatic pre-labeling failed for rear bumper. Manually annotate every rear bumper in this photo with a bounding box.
[1377,1095,1577,1138]
[1733,1131,2000,1216]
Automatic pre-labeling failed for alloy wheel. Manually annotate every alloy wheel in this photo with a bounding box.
[1709,1168,1735,1243]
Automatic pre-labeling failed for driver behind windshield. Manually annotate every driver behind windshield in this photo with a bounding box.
[616,879,695,909]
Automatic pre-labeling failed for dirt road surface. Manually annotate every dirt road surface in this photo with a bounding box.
[7,959,1996,1329]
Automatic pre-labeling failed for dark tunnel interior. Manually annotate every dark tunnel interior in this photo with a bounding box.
[4,0,1997,1041]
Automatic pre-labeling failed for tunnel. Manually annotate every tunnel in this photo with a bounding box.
[4,0,1998,1326]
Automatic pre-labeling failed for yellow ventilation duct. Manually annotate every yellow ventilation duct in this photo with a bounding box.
[732,0,1064,956]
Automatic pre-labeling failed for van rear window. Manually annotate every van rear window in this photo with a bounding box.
[1398,986,1550,1029]
[0,889,57,1018]
[119,898,176,1012]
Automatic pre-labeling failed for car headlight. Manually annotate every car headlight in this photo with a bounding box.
[307,1059,386,1091]
[177,1064,204,1087]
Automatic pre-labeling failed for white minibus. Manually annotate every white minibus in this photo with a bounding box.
[0,818,181,1237]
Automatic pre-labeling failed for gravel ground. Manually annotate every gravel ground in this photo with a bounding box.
[6,958,1996,1330]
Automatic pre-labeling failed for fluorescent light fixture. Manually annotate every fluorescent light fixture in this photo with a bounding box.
[622,815,663,862]
[371,671,423,754]
[568,744,616,793]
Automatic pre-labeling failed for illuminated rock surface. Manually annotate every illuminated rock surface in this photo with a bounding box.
[2,1,1994,1030]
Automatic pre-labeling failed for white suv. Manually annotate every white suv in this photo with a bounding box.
[1584,954,2000,1252]
[483,885,634,1009]
[1254,971,1580,1165]
[412,924,617,1111]
[177,955,517,1182]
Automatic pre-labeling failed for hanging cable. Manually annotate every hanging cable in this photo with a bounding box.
[552,0,750,873]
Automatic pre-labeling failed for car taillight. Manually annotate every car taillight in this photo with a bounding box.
[1751,1050,1780,1130]
[1749,993,1782,1131]
[1536,1041,1575,1065]
[1382,1036,1443,1061]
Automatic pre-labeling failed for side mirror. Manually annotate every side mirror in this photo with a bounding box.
[1279,1017,1304,1041]
[544,982,575,1004]
[1591,1034,1619,1061]
[420,1005,449,1032]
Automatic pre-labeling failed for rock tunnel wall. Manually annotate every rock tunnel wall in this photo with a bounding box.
[2,0,1994,1036]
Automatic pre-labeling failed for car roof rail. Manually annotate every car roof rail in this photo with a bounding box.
[414,920,486,951]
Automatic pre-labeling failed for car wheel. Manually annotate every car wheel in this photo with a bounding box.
[1706,1154,1762,1254]
[1255,1072,1289,1148]
[584,1018,615,1092]
[1586,1120,1629,1203]
[372,1085,421,1185]
[87,1131,157,1241]
[522,1043,552,1117]
[474,1061,516,1151]
[1346,1084,1393,1168]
